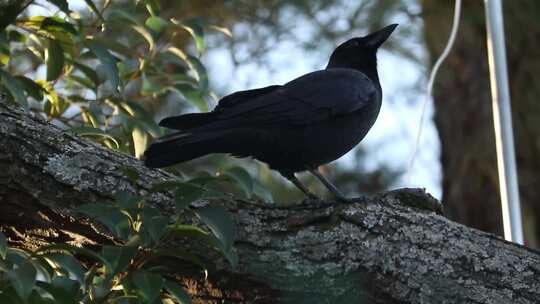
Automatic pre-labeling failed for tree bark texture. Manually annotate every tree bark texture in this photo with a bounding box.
[422,0,540,248]
[1,102,539,303]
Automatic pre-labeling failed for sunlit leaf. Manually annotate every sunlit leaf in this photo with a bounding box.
[131,25,155,53]
[41,16,77,35]
[43,253,85,285]
[208,25,232,37]
[144,0,161,16]
[176,18,206,53]
[36,244,110,270]
[132,126,149,159]
[166,48,209,89]
[69,126,120,149]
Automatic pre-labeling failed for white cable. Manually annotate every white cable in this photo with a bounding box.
[407,0,462,183]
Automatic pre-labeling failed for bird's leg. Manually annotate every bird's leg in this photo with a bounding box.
[286,175,319,200]
[309,168,351,202]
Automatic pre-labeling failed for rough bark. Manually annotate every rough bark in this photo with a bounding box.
[1,101,539,303]
[422,0,540,248]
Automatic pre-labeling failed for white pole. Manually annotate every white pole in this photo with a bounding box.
[484,0,524,244]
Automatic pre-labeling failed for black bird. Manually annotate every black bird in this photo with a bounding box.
[144,24,398,201]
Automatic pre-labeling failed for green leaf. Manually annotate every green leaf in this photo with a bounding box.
[83,0,105,22]
[69,126,120,149]
[101,246,137,278]
[185,55,208,91]
[86,40,120,90]
[0,68,27,109]
[167,48,208,90]
[174,183,204,210]
[91,38,132,58]
[144,0,161,16]
[114,191,143,210]
[68,75,94,90]
[46,0,70,14]
[41,16,77,36]
[45,39,65,81]
[178,18,206,53]
[132,271,164,303]
[0,232,6,260]
[194,206,236,253]
[76,203,131,239]
[36,244,110,270]
[131,25,155,53]
[8,261,36,300]
[168,224,209,239]
[142,73,168,95]
[42,253,85,285]
[15,76,45,101]
[71,60,100,88]
[117,166,140,183]
[36,280,78,304]
[222,166,253,197]
[150,246,209,270]
[116,100,161,137]
[253,180,274,203]
[51,275,79,295]
[164,280,191,304]
[108,9,142,26]
[143,216,169,243]
[174,84,208,112]
[145,16,168,35]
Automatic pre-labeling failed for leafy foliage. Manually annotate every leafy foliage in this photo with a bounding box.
[0,180,242,303]
[0,0,223,158]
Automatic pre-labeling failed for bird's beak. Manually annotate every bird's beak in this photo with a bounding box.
[364,24,398,49]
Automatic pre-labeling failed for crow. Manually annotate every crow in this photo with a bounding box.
[144,24,398,202]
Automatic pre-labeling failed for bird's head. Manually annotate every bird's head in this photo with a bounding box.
[327,24,398,79]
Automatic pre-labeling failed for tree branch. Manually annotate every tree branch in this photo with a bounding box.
[0,102,538,303]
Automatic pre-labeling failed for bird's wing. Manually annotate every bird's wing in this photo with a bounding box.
[214,85,282,111]
[215,68,377,126]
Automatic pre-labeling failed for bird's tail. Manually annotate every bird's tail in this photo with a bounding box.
[144,130,226,168]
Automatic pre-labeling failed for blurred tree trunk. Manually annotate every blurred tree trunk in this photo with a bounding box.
[422,1,540,247]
